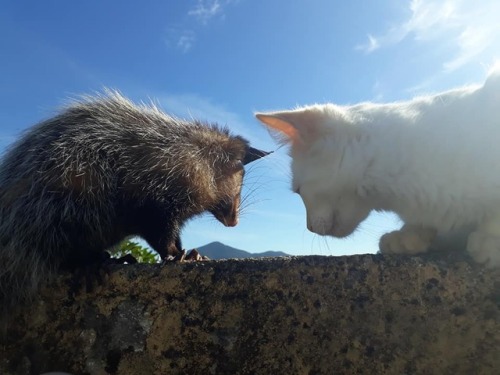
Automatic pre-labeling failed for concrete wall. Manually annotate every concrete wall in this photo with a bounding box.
[1,254,499,374]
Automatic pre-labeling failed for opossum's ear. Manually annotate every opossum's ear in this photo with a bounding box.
[243,147,272,165]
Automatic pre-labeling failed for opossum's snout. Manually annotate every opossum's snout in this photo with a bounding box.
[210,195,241,227]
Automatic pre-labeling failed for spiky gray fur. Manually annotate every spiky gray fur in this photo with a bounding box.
[0,90,255,309]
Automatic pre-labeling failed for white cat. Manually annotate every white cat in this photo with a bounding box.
[256,69,500,267]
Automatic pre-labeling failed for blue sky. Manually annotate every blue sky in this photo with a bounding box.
[1,0,499,255]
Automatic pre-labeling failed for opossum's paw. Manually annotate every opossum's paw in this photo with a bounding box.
[379,226,436,255]
[183,248,210,261]
[466,231,500,268]
[162,249,210,263]
[162,249,186,262]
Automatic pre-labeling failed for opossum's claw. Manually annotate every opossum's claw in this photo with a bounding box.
[161,248,210,263]
[162,249,186,263]
[183,248,210,261]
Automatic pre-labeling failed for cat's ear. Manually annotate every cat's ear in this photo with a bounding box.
[255,113,300,144]
[255,109,324,146]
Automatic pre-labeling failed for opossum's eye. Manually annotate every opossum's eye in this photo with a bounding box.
[234,160,244,171]
[223,159,244,174]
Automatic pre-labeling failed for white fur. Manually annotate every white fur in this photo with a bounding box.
[256,69,500,267]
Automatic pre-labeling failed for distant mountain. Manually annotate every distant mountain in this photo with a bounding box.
[196,241,289,260]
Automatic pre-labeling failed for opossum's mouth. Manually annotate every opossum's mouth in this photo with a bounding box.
[219,215,238,227]
[210,196,240,227]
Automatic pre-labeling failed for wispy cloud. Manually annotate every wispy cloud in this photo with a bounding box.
[165,28,196,53]
[166,0,238,53]
[357,0,500,72]
[188,0,223,25]
[358,34,380,54]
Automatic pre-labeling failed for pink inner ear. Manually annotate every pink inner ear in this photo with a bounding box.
[256,114,300,143]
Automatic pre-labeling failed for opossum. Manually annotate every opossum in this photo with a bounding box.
[0,90,269,308]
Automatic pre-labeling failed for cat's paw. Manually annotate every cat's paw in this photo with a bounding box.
[466,231,500,268]
[379,227,436,255]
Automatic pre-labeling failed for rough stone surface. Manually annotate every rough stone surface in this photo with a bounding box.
[1,253,499,374]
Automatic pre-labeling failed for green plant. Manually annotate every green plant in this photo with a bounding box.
[114,239,159,264]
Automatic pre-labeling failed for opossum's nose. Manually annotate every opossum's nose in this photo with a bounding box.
[223,216,239,227]
[215,208,239,227]
[211,196,240,227]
